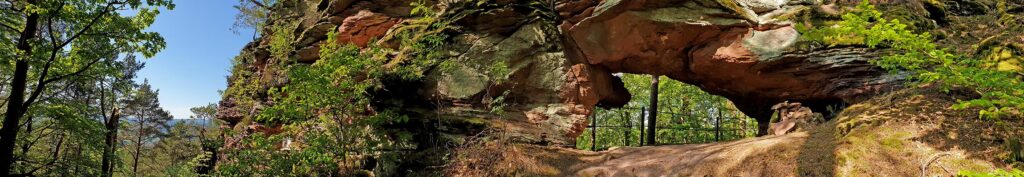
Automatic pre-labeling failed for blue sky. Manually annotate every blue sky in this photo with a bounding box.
[137,0,253,119]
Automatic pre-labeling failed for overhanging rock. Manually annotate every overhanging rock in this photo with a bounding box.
[560,0,901,134]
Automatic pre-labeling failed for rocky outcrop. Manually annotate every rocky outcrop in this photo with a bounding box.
[219,0,635,150]
[214,0,1024,174]
[219,0,901,153]
[768,101,824,135]
[217,0,1024,174]
[335,10,398,47]
[560,0,901,134]
[418,21,629,145]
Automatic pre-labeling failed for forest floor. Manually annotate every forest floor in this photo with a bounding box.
[450,86,1024,176]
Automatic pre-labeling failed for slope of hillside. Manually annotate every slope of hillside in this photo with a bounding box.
[446,86,1023,176]
[212,0,1024,175]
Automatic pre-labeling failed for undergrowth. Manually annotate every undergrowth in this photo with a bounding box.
[957,168,1024,177]
[799,0,1024,119]
[800,0,1024,173]
[218,1,462,176]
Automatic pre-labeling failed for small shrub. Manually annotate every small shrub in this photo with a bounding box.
[800,0,1024,119]
[957,168,1024,177]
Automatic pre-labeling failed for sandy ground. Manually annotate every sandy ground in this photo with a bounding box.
[448,87,1021,176]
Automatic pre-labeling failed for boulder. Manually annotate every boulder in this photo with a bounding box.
[768,101,824,135]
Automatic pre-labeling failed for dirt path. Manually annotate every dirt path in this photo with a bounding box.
[452,88,1017,177]
[797,121,838,176]
[570,132,811,176]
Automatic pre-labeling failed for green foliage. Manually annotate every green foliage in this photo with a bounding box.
[1008,137,1024,168]
[958,169,1024,177]
[576,75,758,150]
[219,1,458,175]
[259,41,378,124]
[147,122,206,177]
[218,112,412,176]
[256,0,456,124]
[488,60,511,84]
[269,21,296,63]
[217,132,337,176]
[799,0,943,72]
[2,0,176,176]
[232,0,276,36]
[222,52,262,122]
[800,0,1024,119]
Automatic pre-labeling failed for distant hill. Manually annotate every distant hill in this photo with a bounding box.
[167,119,211,127]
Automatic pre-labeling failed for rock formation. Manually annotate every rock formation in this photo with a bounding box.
[768,101,824,135]
[218,0,891,163]
[447,86,1022,176]
[559,0,901,134]
[216,0,1022,175]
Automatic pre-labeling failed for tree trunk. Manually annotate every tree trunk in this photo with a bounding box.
[646,76,659,145]
[101,108,120,177]
[0,4,40,174]
[639,107,645,146]
[590,114,597,151]
[73,142,82,176]
[132,118,144,177]
[621,111,630,146]
[21,116,33,156]
[196,117,219,175]
[715,109,722,142]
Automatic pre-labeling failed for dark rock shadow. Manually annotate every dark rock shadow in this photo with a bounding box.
[796,121,838,176]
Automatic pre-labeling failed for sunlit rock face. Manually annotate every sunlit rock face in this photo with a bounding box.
[217,0,633,148]
[218,0,900,150]
[560,0,900,132]
[417,21,630,146]
[212,0,1015,175]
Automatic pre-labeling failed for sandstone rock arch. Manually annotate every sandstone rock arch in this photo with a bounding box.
[218,0,902,156]
[556,0,901,135]
[213,0,1021,175]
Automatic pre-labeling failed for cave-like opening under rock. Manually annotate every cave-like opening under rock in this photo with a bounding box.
[574,73,764,150]
[558,0,904,136]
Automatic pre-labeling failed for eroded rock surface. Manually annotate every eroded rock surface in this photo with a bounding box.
[219,0,902,153]
[561,0,900,133]
[216,0,919,174]
[213,0,1024,175]
[768,101,824,135]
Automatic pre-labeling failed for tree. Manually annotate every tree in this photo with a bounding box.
[188,103,219,175]
[646,75,659,145]
[123,80,172,177]
[148,121,202,176]
[98,56,144,177]
[575,74,757,150]
[232,0,276,37]
[1,51,145,176]
[189,103,217,136]
[0,0,173,175]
